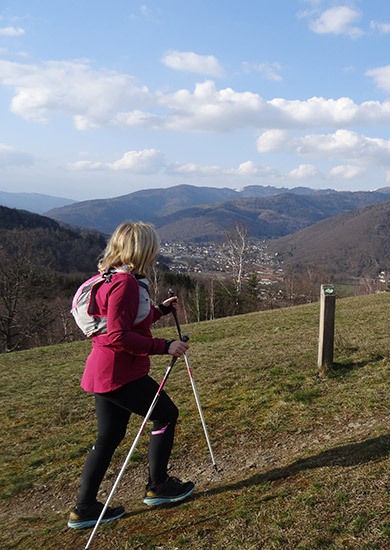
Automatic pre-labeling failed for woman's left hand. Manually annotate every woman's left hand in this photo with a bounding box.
[161,296,178,310]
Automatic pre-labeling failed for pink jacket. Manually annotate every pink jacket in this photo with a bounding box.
[80,271,166,393]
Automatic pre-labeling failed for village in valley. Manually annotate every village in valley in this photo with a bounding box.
[158,240,390,298]
[159,240,284,285]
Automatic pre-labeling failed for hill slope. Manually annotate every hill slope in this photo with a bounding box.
[269,200,390,276]
[0,190,76,213]
[0,205,106,273]
[45,184,390,241]
[1,293,390,549]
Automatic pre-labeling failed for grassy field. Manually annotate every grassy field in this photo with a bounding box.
[1,292,390,549]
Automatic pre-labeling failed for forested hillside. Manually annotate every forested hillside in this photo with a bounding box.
[270,200,390,277]
[0,206,107,352]
[0,206,107,272]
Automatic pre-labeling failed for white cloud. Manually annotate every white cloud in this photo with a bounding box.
[289,164,318,179]
[154,80,268,132]
[69,160,104,170]
[69,149,165,173]
[234,161,263,176]
[242,61,282,81]
[3,58,390,133]
[296,130,390,167]
[0,143,33,166]
[0,59,152,124]
[0,26,25,37]
[257,128,390,172]
[329,165,364,179]
[256,129,291,152]
[232,161,279,177]
[297,129,362,156]
[110,149,165,172]
[309,6,363,38]
[166,160,280,178]
[370,20,390,34]
[158,82,390,132]
[161,50,225,77]
[160,86,390,132]
[365,65,390,92]
[167,162,224,176]
[109,110,163,131]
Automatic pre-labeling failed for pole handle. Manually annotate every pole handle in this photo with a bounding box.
[167,288,183,338]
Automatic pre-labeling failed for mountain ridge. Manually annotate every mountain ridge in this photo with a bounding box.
[44,184,390,241]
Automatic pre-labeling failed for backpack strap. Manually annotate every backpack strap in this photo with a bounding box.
[136,279,150,295]
[105,266,150,295]
[102,267,116,283]
[130,270,150,295]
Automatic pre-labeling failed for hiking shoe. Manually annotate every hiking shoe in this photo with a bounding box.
[143,476,195,506]
[67,501,125,529]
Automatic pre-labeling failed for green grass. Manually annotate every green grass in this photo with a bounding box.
[1,293,390,549]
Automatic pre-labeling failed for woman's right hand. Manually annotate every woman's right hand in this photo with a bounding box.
[168,340,189,357]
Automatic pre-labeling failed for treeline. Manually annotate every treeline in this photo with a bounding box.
[151,266,335,330]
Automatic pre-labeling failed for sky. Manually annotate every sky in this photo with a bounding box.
[1,0,390,201]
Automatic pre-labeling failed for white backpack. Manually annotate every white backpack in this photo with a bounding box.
[71,268,150,337]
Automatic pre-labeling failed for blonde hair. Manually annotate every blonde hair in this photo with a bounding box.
[98,221,160,276]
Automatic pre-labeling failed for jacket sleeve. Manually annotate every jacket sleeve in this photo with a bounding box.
[152,304,163,323]
[106,276,166,355]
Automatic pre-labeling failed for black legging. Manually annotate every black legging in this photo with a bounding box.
[76,375,179,509]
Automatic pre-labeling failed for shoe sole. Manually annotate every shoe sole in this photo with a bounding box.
[67,510,125,530]
[143,485,195,506]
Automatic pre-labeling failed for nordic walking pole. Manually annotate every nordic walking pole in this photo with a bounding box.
[168,296,218,471]
[85,336,189,550]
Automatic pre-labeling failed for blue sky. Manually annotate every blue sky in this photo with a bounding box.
[1,0,390,200]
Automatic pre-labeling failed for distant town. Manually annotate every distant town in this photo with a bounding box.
[159,241,390,296]
[159,240,284,285]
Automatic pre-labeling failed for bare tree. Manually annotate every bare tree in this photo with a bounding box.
[149,263,162,304]
[0,230,57,351]
[207,277,215,320]
[220,222,249,295]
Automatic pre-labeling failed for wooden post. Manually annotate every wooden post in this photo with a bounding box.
[318,284,336,376]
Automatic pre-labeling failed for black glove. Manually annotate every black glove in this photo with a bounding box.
[164,340,174,354]
[158,302,173,315]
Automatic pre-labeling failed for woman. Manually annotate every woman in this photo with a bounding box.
[68,221,194,530]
